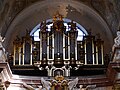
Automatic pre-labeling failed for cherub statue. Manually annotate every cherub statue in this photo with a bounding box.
[0,33,5,48]
[112,27,120,51]
[114,30,120,47]
[23,77,51,90]
[0,34,6,62]
[68,77,78,90]
[41,77,51,90]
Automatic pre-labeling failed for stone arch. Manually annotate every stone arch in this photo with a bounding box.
[4,0,113,54]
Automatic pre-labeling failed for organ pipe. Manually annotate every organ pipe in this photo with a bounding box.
[84,41,87,65]
[18,47,21,65]
[30,42,32,65]
[13,45,16,65]
[22,42,25,65]
[92,40,95,65]
[40,32,42,61]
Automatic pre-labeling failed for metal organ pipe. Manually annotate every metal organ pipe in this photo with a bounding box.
[63,34,70,60]
[52,34,54,60]
[19,47,21,65]
[96,45,98,65]
[47,33,54,60]
[63,34,65,60]
[101,44,104,65]
[22,43,25,65]
[75,36,77,61]
[47,33,49,60]
[92,40,95,65]
[68,33,70,60]
[40,32,42,61]
[13,45,16,65]
[84,41,87,65]
[96,40,104,65]
[30,41,32,65]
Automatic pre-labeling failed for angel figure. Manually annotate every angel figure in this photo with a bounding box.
[0,33,5,48]
[0,34,6,62]
[68,77,79,90]
[114,30,120,47]
[112,29,120,51]
[41,77,51,90]
[23,77,51,90]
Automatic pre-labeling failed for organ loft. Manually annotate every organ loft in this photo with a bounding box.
[11,13,105,77]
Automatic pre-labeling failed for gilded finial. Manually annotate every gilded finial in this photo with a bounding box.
[53,11,63,22]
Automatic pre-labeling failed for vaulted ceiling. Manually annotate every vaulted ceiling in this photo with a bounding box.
[0,0,120,54]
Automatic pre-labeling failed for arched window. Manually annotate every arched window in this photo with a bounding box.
[30,19,87,41]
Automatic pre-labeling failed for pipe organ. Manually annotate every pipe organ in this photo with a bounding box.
[12,13,104,76]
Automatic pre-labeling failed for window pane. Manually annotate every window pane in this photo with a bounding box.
[31,21,87,42]
[34,36,40,41]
